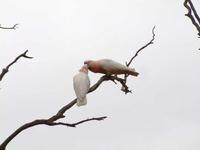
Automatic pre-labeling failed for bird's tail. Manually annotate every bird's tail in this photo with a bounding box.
[77,97,87,106]
[127,68,139,76]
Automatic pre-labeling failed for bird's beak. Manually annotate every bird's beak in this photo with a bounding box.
[84,64,88,68]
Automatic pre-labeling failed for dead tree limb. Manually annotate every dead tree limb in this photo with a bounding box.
[0,50,33,82]
[126,26,156,67]
[0,75,129,150]
[0,75,111,150]
[0,27,156,150]
[48,116,107,127]
[184,0,200,38]
[0,24,18,30]
[122,26,156,92]
[0,116,107,150]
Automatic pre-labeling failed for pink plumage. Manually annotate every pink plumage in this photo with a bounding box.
[84,59,139,76]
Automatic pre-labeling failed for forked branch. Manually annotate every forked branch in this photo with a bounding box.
[0,75,110,150]
[0,50,33,82]
[0,27,156,150]
[122,26,156,91]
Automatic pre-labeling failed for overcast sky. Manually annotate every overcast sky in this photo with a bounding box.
[0,0,200,150]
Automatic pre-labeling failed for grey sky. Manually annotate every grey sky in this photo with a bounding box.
[0,0,200,150]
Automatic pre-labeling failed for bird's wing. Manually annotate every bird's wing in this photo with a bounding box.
[98,59,130,73]
[73,72,90,99]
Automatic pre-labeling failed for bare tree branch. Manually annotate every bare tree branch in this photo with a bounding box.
[126,26,156,67]
[0,24,18,30]
[0,27,156,150]
[122,26,156,93]
[0,116,107,150]
[0,75,113,150]
[0,72,134,149]
[0,50,33,82]
[184,0,200,37]
[0,65,139,150]
[187,0,200,24]
[48,116,107,127]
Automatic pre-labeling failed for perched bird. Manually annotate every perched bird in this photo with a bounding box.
[73,64,90,106]
[84,59,139,76]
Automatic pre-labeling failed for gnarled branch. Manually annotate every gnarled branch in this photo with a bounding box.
[0,27,156,150]
[0,50,33,82]
[0,75,114,150]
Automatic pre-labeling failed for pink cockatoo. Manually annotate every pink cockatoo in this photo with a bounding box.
[84,59,139,76]
[73,64,90,106]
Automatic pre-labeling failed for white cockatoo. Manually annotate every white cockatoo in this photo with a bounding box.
[73,64,90,106]
[84,59,139,76]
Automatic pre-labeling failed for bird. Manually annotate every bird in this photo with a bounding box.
[73,64,90,106]
[84,59,139,76]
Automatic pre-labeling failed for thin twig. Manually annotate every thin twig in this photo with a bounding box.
[0,24,18,30]
[126,26,156,67]
[122,26,156,91]
[49,116,107,127]
[0,50,33,82]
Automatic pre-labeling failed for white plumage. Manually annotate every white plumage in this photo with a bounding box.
[97,59,137,74]
[73,65,90,106]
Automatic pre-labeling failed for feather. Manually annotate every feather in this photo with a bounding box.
[73,65,90,106]
[85,59,139,76]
